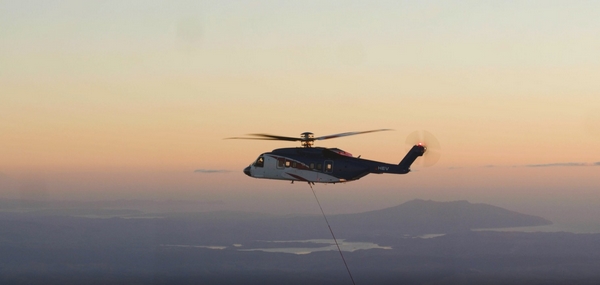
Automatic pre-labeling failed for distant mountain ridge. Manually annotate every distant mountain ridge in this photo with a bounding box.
[328,199,552,235]
[0,198,553,239]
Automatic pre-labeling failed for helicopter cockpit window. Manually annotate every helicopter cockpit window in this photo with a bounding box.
[254,156,264,168]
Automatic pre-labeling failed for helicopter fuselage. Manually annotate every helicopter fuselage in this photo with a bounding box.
[243,145,425,183]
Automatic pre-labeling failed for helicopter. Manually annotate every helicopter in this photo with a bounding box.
[228,129,440,184]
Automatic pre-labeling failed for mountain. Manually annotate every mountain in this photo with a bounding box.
[327,199,552,236]
[0,199,552,242]
[192,199,553,241]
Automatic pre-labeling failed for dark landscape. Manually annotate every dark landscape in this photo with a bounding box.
[1,199,600,285]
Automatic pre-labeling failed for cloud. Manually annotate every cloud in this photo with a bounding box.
[525,162,588,168]
[194,169,230,174]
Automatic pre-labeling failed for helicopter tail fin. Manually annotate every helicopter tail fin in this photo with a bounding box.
[398,145,426,172]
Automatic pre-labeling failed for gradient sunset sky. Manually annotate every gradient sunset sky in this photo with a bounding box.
[1,1,599,222]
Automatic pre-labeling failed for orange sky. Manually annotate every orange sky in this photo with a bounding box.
[1,1,599,222]
[3,70,598,171]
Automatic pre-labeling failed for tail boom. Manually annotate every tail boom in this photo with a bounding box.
[366,144,425,175]
[398,144,426,172]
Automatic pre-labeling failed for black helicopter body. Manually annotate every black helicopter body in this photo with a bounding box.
[230,129,439,184]
[243,145,425,183]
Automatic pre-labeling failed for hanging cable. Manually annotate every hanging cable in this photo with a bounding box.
[309,182,356,285]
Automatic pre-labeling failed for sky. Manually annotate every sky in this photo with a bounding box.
[1,1,600,223]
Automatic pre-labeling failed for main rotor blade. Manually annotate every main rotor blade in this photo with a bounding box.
[315,129,393,141]
[225,134,300,142]
[226,129,392,143]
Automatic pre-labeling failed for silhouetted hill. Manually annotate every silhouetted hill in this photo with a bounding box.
[328,199,552,236]
[197,199,554,241]
[0,199,552,241]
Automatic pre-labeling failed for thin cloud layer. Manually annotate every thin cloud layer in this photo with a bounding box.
[473,162,600,168]
[194,169,231,174]
[525,162,588,168]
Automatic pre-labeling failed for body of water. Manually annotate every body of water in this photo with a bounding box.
[474,223,600,234]
[239,239,391,255]
[162,239,391,255]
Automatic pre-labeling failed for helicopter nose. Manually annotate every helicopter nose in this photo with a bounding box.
[243,166,251,177]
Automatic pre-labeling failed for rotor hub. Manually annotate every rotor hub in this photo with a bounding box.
[300,132,315,147]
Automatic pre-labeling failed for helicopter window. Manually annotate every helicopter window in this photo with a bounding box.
[292,162,297,168]
[285,160,291,167]
[316,163,322,171]
[254,156,264,168]
[325,161,333,173]
[277,158,285,169]
[310,163,315,169]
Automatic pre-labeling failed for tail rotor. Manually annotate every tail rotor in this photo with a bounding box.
[405,130,441,167]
